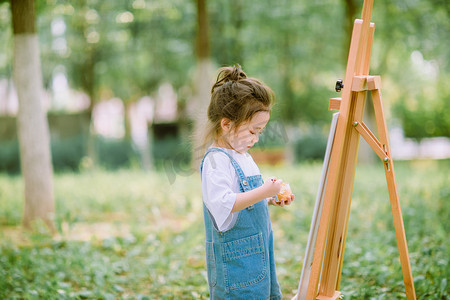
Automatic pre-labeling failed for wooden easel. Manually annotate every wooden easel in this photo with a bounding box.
[296,0,416,299]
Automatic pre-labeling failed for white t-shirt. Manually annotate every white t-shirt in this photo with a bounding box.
[201,147,261,232]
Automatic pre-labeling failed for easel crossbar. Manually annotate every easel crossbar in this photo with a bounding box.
[353,120,388,161]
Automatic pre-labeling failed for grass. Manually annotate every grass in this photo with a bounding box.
[0,159,448,299]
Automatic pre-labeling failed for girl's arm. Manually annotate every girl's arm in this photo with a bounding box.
[231,178,282,213]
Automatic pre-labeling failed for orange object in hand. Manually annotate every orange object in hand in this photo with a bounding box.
[276,183,292,203]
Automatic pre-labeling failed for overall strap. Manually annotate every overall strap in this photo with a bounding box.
[200,147,249,191]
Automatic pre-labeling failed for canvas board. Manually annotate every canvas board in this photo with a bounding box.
[296,112,339,299]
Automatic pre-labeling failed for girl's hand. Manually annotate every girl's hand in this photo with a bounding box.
[268,194,295,207]
[261,177,282,198]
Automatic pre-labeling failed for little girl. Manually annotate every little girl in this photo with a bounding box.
[200,65,295,299]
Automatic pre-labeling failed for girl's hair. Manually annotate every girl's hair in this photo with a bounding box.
[202,64,274,148]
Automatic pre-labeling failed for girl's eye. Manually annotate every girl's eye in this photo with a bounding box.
[250,130,256,135]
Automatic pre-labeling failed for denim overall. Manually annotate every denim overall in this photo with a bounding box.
[201,148,282,300]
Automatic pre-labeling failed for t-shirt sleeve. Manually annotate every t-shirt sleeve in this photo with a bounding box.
[202,152,237,231]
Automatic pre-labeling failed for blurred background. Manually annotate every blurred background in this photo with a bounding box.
[0,1,449,298]
[0,0,448,173]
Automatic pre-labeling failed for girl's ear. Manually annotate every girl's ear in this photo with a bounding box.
[220,118,232,133]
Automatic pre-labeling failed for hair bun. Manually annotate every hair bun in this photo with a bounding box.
[227,65,247,81]
[211,64,247,94]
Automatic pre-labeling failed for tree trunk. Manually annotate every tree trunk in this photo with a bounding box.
[124,101,133,141]
[85,47,98,165]
[343,0,358,64]
[11,0,55,232]
[196,0,209,61]
[192,0,213,166]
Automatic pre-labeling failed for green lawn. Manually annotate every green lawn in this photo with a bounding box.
[0,159,448,299]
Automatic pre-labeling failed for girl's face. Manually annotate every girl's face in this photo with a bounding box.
[221,111,270,154]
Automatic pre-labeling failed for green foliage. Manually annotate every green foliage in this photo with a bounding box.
[95,137,138,170]
[0,140,20,173]
[51,135,87,171]
[1,0,449,140]
[152,137,191,167]
[393,78,450,139]
[34,0,196,105]
[0,135,138,173]
[0,138,87,174]
[294,128,328,161]
[371,0,450,140]
[0,160,448,298]
[0,2,12,78]
[209,0,345,126]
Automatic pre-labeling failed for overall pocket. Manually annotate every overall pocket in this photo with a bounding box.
[205,241,217,287]
[221,232,267,290]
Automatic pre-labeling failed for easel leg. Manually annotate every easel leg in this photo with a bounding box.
[319,90,366,297]
[371,88,417,299]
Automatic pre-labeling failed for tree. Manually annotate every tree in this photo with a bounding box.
[10,0,55,231]
[192,0,213,163]
[342,0,358,63]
